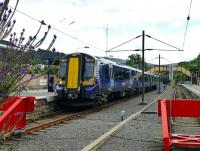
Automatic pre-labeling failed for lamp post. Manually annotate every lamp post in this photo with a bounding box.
[76,46,89,53]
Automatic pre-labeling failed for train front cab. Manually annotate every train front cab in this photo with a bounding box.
[56,53,97,106]
[56,54,82,99]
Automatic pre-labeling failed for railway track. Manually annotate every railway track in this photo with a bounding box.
[7,87,192,151]
[173,85,189,100]
[23,100,121,136]
[23,89,159,137]
[171,85,200,151]
[6,88,173,151]
[26,110,65,123]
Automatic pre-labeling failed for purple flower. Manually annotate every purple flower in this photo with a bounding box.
[21,67,27,74]
[31,73,35,77]
[0,92,7,100]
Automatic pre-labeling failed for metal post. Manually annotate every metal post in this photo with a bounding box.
[159,54,161,93]
[47,58,50,92]
[141,30,146,105]
[106,24,108,57]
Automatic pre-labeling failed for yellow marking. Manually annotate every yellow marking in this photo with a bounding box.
[67,58,79,88]
[82,78,95,86]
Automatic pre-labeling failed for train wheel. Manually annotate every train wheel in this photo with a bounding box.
[93,95,103,108]
[108,94,114,101]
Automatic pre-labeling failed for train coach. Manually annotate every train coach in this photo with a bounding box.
[55,52,158,106]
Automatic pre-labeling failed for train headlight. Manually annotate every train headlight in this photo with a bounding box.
[58,80,64,85]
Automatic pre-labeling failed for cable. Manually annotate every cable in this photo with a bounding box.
[8,6,105,53]
[182,0,193,50]
[50,26,104,52]
[107,49,141,52]
[146,56,174,64]
[145,48,183,51]
[160,57,174,64]
[146,35,181,51]
[146,57,159,62]
[107,35,141,52]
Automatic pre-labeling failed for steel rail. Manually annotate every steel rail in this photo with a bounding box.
[21,89,160,137]
[26,110,64,123]
[22,102,116,136]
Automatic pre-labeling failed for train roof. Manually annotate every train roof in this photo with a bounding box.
[66,52,158,76]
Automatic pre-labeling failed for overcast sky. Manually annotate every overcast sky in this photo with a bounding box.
[9,0,200,65]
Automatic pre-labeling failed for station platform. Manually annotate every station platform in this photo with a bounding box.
[18,89,56,101]
[181,84,200,98]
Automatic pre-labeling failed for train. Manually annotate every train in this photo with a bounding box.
[55,52,159,106]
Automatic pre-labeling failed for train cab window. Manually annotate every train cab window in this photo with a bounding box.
[144,74,148,81]
[84,57,95,80]
[60,61,67,80]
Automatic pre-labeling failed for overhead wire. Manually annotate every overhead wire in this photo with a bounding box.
[182,0,193,50]
[107,35,141,52]
[146,57,159,62]
[8,6,105,53]
[145,48,183,51]
[145,35,181,51]
[107,49,141,52]
[160,57,174,64]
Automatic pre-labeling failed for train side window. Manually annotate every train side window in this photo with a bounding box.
[132,70,136,76]
[144,74,148,81]
[114,71,118,79]
[119,71,123,80]
[126,71,130,79]
[139,76,142,82]
[122,70,126,80]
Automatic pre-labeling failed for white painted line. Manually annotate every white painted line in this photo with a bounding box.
[81,89,169,151]
[35,96,47,100]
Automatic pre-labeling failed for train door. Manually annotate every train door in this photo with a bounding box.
[66,55,81,94]
[67,57,79,89]
[109,64,114,90]
[100,64,110,92]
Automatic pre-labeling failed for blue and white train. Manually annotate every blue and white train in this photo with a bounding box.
[56,52,159,106]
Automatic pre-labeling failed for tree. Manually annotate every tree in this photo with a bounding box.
[178,54,200,73]
[125,53,147,69]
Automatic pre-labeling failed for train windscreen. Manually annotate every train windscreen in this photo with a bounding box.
[60,61,67,80]
[84,56,95,80]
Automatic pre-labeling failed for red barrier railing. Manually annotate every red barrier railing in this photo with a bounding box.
[158,99,200,151]
[0,96,35,135]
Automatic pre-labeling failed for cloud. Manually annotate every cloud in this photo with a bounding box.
[8,0,200,64]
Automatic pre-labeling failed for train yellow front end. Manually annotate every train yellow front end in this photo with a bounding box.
[56,53,98,106]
